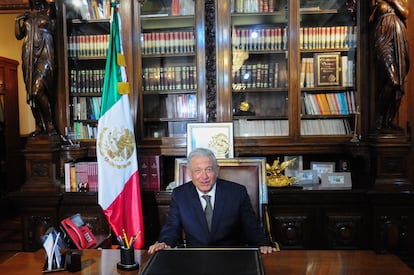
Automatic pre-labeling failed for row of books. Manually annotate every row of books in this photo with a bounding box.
[232,62,284,89]
[64,161,98,192]
[301,119,352,135]
[302,91,357,115]
[68,34,110,58]
[64,155,163,192]
[141,31,195,55]
[70,69,105,94]
[142,65,197,91]
[300,26,357,50]
[72,96,101,121]
[164,94,197,119]
[232,27,288,51]
[300,55,354,88]
[233,0,277,13]
[72,121,98,139]
[234,119,289,136]
[138,155,163,191]
[231,25,357,53]
[234,117,352,136]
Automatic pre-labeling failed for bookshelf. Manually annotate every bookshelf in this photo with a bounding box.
[299,6,358,137]
[127,0,372,183]
[226,1,360,139]
[63,3,110,141]
[136,0,205,149]
[230,4,289,137]
[54,0,375,186]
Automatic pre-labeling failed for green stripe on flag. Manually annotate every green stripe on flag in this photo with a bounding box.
[100,5,123,117]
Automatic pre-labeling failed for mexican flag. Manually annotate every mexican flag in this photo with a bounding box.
[97,2,144,249]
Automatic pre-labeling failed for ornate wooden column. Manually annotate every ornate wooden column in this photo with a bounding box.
[367,0,412,189]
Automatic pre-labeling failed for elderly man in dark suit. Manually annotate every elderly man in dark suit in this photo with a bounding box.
[149,147,276,254]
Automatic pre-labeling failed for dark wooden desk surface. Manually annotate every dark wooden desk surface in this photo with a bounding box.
[1,249,413,275]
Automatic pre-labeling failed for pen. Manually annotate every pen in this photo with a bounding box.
[122,229,130,248]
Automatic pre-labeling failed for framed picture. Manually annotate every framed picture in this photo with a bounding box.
[311,161,335,177]
[187,122,234,158]
[284,155,303,177]
[314,52,341,86]
[320,172,352,190]
[293,169,318,185]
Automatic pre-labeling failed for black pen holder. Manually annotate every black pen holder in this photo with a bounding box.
[65,250,82,272]
[117,246,139,271]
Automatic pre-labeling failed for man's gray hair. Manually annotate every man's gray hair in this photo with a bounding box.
[187,148,218,169]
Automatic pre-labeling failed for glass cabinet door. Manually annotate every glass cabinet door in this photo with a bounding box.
[299,0,358,137]
[138,0,204,139]
[64,2,111,141]
[230,0,289,137]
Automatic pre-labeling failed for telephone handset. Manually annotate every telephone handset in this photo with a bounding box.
[61,213,97,249]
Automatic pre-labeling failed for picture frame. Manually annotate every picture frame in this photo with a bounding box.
[293,169,318,185]
[314,52,341,86]
[174,157,268,219]
[283,155,303,177]
[187,122,234,158]
[320,172,352,190]
[311,161,335,177]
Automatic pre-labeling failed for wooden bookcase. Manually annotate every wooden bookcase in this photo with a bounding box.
[51,0,410,187]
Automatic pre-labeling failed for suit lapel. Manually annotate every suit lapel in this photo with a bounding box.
[211,180,225,234]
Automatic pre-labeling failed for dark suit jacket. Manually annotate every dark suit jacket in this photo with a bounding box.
[159,178,270,247]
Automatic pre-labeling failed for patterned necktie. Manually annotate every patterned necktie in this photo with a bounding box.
[202,195,213,231]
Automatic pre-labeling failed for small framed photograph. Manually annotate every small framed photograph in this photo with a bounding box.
[284,155,303,177]
[187,122,234,158]
[293,169,318,185]
[320,172,352,189]
[311,161,335,177]
[314,52,341,86]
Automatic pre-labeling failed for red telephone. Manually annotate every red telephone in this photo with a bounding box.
[61,213,97,249]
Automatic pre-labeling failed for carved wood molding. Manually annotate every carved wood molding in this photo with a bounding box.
[205,0,216,122]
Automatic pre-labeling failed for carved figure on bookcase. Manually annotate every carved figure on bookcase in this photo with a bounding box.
[369,0,409,130]
[15,0,57,136]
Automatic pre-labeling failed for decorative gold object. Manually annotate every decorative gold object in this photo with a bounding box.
[239,101,250,112]
[266,157,297,187]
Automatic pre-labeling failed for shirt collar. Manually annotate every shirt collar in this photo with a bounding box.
[196,182,217,197]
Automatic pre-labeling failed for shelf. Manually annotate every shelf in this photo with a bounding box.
[69,56,107,61]
[143,90,196,95]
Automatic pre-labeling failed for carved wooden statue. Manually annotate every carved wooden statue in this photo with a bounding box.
[15,0,57,136]
[369,0,409,130]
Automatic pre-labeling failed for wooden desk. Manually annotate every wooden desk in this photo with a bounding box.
[1,249,413,274]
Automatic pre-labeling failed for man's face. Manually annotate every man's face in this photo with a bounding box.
[188,155,218,194]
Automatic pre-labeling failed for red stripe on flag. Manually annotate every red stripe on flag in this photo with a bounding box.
[103,170,144,249]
